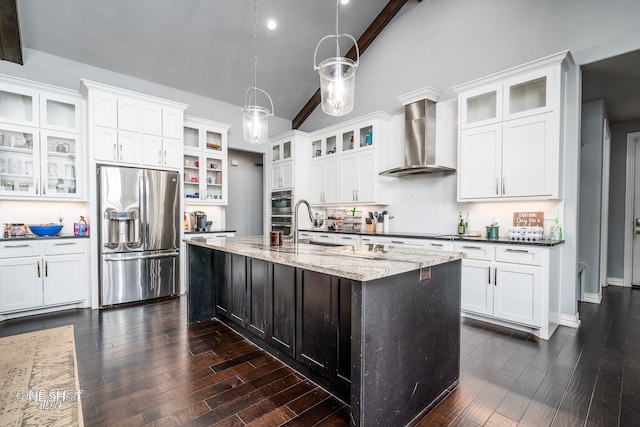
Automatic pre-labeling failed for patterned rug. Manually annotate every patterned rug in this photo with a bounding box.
[0,325,84,426]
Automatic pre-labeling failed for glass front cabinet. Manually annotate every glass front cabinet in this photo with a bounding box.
[0,78,83,200]
[183,116,230,205]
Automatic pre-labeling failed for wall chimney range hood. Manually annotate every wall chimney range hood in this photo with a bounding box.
[380,87,456,177]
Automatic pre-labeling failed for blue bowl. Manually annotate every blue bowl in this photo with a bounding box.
[28,224,64,236]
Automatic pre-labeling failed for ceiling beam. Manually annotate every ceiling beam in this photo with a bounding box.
[0,0,22,65]
[292,0,420,130]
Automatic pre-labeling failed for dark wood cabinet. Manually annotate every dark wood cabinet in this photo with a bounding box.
[332,277,352,390]
[267,263,296,357]
[296,269,332,374]
[247,258,267,339]
[213,250,230,316]
[229,254,246,326]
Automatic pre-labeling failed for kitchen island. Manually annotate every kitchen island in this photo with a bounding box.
[186,236,463,426]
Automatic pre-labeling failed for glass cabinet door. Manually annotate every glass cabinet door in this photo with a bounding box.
[183,153,200,200]
[41,131,81,198]
[40,94,82,133]
[311,139,322,159]
[204,156,224,202]
[205,130,223,154]
[0,126,39,197]
[282,140,292,160]
[0,83,39,127]
[183,125,200,150]
[272,143,280,162]
[503,69,554,120]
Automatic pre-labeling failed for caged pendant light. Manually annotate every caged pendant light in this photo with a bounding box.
[314,0,360,116]
[242,0,274,144]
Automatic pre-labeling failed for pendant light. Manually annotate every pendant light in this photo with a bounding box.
[314,0,360,116]
[242,0,274,144]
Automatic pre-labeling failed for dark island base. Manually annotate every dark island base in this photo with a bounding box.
[187,244,461,426]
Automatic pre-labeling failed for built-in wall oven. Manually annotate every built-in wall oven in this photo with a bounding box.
[271,190,292,235]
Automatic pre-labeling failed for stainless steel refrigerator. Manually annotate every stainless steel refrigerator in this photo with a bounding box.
[98,166,180,307]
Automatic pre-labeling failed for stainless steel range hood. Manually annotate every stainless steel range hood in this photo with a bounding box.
[380,87,456,177]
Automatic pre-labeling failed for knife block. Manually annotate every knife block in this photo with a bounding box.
[365,220,376,233]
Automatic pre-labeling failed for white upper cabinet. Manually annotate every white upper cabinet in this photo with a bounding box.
[453,51,572,201]
[0,75,84,200]
[81,80,188,170]
[307,112,390,206]
[117,97,141,132]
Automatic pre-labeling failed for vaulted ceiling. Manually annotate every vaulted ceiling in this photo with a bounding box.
[13,0,412,126]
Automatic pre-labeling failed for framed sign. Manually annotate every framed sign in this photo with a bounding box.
[513,211,544,227]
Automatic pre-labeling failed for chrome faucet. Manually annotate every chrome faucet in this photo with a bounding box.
[293,199,314,245]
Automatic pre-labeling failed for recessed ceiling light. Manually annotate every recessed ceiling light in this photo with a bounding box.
[340,0,350,5]
[267,19,277,30]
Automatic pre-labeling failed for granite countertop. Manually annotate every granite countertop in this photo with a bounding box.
[300,229,564,247]
[0,234,89,241]
[187,235,464,282]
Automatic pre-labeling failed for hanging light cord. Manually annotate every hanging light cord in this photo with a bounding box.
[334,0,340,58]
[252,0,258,106]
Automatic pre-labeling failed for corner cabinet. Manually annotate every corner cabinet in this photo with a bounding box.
[183,116,230,205]
[307,112,391,206]
[453,51,573,201]
[80,79,188,171]
[0,75,85,200]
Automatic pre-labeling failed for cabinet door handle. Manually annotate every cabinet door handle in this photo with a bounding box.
[42,179,46,195]
[502,177,506,195]
[342,237,353,240]
[113,143,117,160]
[159,150,162,164]
[496,178,499,195]
[37,261,41,278]
[45,261,48,277]
[505,248,529,253]
[462,245,482,250]
[54,242,77,246]
[119,144,123,161]
[164,150,167,165]
[5,244,30,248]
[356,189,359,201]
[488,267,491,285]
[35,182,39,195]
[391,240,405,244]
[431,243,443,247]
[494,267,497,286]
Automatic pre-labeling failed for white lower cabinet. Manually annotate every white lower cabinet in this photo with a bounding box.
[455,242,559,339]
[0,239,87,314]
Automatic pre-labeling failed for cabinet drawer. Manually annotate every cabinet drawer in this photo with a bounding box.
[454,242,494,261]
[495,245,544,266]
[424,240,454,251]
[0,241,42,258]
[335,234,360,245]
[44,239,87,255]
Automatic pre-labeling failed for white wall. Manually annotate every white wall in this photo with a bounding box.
[578,100,607,295]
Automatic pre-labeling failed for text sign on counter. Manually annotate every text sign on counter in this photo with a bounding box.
[513,211,544,227]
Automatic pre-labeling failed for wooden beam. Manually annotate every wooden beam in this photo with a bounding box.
[0,0,22,65]
[292,0,416,130]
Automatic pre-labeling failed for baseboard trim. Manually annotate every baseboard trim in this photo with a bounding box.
[607,277,627,287]
[583,292,602,304]
[559,313,581,328]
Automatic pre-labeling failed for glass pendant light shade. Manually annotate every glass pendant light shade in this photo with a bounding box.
[317,55,357,116]
[313,2,359,117]
[242,87,273,144]
[242,0,273,145]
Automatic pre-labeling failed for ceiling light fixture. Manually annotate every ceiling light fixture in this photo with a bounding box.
[242,0,274,144]
[267,19,277,30]
[314,0,359,116]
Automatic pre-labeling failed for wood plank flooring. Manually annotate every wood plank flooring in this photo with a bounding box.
[0,286,639,426]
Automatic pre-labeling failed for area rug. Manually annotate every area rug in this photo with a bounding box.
[0,325,84,426]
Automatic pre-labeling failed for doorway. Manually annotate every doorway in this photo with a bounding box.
[226,149,264,236]
[624,132,640,286]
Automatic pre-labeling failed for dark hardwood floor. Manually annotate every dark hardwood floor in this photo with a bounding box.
[1,286,639,426]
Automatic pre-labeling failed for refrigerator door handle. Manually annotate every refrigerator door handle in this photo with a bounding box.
[139,174,147,248]
[103,251,179,261]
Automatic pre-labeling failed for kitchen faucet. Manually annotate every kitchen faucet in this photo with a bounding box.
[293,199,314,245]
